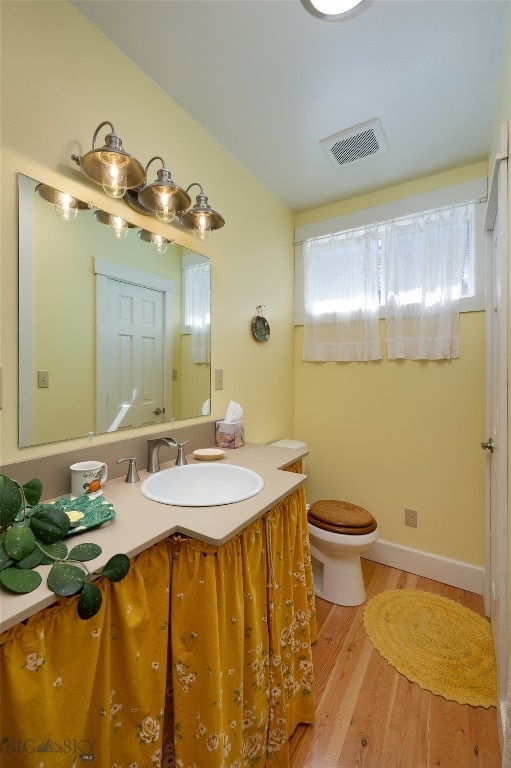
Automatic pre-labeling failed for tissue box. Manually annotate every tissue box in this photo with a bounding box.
[215,420,245,449]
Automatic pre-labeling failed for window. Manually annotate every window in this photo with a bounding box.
[294,178,486,325]
[303,203,475,318]
[301,202,479,361]
[182,259,211,364]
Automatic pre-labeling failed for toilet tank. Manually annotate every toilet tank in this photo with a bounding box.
[269,439,308,471]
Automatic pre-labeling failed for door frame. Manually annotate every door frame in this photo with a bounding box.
[94,258,173,434]
[483,121,509,742]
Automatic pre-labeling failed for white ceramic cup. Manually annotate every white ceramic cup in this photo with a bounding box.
[70,461,108,498]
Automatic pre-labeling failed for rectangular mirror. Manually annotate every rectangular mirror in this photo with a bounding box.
[18,173,211,448]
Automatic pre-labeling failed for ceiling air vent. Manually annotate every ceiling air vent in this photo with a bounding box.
[320,118,388,168]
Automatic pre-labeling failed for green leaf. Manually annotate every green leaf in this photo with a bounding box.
[101,553,130,582]
[0,475,23,527]
[68,542,102,562]
[0,567,42,593]
[47,563,85,596]
[39,540,68,564]
[14,545,45,569]
[0,537,14,569]
[22,479,43,507]
[3,525,36,560]
[29,505,70,543]
[77,581,103,620]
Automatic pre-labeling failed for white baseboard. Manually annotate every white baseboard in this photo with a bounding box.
[364,539,484,595]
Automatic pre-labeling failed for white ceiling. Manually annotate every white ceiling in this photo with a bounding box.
[72,0,509,213]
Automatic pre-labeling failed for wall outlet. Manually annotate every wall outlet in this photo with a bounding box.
[215,369,224,390]
[405,507,418,528]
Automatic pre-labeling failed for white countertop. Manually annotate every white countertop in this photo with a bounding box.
[0,442,307,633]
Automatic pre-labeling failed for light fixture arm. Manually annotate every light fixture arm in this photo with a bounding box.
[91,120,116,149]
[144,156,166,177]
[143,156,175,187]
[186,183,204,197]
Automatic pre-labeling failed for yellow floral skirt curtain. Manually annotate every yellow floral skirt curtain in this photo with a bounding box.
[0,539,171,767]
[1,484,316,768]
[164,487,316,768]
[265,484,316,763]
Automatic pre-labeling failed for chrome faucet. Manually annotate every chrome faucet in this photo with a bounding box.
[146,437,190,473]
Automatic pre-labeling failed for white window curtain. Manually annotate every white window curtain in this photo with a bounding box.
[383,205,469,360]
[303,226,382,361]
[183,262,211,363]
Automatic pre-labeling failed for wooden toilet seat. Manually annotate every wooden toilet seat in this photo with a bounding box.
[308,500,377,535]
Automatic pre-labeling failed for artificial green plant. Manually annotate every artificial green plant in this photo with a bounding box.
[0,474,130,619]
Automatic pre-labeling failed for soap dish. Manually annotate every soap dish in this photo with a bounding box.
[193,448,226,461]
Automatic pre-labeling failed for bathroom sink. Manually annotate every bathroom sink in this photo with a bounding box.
[140,463,264,507]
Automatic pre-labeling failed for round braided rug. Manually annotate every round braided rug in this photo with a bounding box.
[363,589,497,708]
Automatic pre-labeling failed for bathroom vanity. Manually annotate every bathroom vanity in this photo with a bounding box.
[0,443,316,767]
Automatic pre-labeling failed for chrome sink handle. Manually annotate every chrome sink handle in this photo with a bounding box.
[117,457,140,483]
[175,441,190,466]
[147,437,178,473]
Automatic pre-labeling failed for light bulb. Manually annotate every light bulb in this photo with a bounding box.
[111,216,128,240]
[193,213,211,241]
[100,152,128,198]
[154,190,176,224]
[154,235,168,255]
[55,193,78,221]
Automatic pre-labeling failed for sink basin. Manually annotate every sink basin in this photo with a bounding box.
[140,463,265,507]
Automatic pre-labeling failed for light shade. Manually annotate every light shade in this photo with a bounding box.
[138,228,173,255]
[35,183,90,221]
[93,209,136,240]
[179,184,225,241]
[138,156,191,224]
[72,121,145,198]
[302,0,364,19]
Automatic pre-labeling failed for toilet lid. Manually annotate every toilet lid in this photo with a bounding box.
[308,500,377,535]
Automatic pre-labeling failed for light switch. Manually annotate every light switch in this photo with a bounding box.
[37,370,49,388]
[215,369,224,390]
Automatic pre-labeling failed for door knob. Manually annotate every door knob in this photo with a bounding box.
[152,407,164,416]
[480,437,494,453]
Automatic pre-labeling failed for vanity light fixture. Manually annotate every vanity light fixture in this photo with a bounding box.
[138,228,173,255]
[93,209,136,240]
[179,184,225,241]
[138,156,192,224]
[71,122,226,236]
[35,183,90,222]
[301,0,365,19]
[71,121,145,200]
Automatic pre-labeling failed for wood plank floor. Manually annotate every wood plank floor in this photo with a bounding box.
[289,559,501,767]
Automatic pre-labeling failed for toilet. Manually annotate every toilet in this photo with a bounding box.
[269,440,378,607]
[307,500,378,606]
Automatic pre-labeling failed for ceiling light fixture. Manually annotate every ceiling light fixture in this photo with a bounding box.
[35,183,90,221]
[71,121,145,199]
[138,156,191,224]
[301,0,365,20]
[179,184,225,241]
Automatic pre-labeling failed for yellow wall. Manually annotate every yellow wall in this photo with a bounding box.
[294,163,487,566]
[0,1,506,573]
[0,1,295,464]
